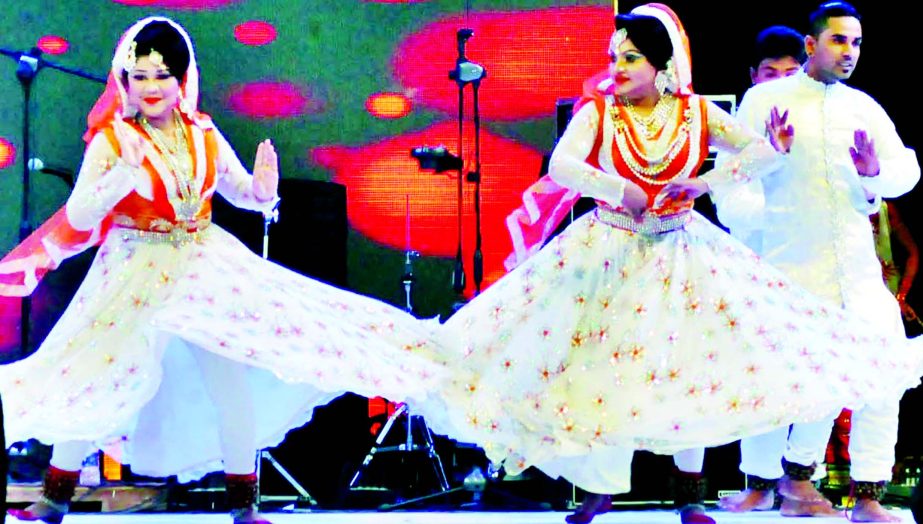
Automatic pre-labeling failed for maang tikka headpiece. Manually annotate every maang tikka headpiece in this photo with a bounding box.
[148,49,167,72]
[123,42,168,74]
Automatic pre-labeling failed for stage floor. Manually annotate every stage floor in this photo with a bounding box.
[15,509,915,523]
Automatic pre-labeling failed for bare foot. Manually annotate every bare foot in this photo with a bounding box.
[778,476,830,503]
[7,500,68,523]
[232,507,274,524]
[780,497,841,517]
[718,489,775,512]
[850,499,902,522]
[679,504,716,524]
[565,493,612,524]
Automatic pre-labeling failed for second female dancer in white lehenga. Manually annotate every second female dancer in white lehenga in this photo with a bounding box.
[0,17,442,524]
[418,4,923,524]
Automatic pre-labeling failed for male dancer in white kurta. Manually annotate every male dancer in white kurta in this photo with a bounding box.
[713,2,920,522]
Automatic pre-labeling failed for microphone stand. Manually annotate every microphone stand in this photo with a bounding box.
[469,78,483,294]
[254,199,318,509]
[447,29,486,298]
[450,33,469,297]
[0,46,106,358]
[401,195,419,314]
[261,201,280,260]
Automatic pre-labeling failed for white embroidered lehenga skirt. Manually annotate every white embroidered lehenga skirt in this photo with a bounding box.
[418,209,921,493]
[0,225,443,480]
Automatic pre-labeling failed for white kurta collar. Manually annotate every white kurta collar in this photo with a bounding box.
[794,68,845,94]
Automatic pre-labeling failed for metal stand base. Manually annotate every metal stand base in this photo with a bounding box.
[348,403,449,502]
[257,450,318,508]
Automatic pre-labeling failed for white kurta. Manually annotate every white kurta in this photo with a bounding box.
[713,69,921,481]
[718,70,919,321]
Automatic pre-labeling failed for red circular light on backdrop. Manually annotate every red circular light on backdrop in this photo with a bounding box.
[0,138,16,169]
[234,21,277,46]
[111,0,240,9]
[37,35,69,55]
[365,93,412,119]
[226,81,318,119]
[392,6,611,120]
[311,122,544,295]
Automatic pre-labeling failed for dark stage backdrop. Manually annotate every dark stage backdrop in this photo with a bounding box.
[0,0,921,499]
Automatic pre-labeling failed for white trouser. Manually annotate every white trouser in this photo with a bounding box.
[51,343,257,475]
[538,447,704,495]
[739,416,836,480]
[849,399,900,482]
[673,447,704,473]
[739,401,899,484]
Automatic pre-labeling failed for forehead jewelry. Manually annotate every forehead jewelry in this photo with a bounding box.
[148,49,168,72]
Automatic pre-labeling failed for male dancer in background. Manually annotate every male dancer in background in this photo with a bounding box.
[749,25,805,85]
[714,2,920,521]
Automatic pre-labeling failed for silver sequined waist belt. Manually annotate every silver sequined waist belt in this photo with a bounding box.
[114,223,211,247]
[594,206,691,235]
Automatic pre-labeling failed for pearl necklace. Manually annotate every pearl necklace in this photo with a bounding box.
[619,94,676,140]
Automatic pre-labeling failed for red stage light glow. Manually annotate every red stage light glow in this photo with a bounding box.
[311,122,543,294]
[0,137,16,169]
[226,81,319,119]
[37,35,70,55]
[111,0,240,9]
[392,6,611,120]
[234,20,277,46]
[366,93,413,119]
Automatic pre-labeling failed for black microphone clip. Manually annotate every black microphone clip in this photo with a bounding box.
[449,28,486,85]
[16,47,42,82]
[411,145,463,172]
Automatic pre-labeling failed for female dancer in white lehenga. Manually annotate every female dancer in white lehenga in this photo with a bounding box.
[419,4,923,524]
[0,17,441,524]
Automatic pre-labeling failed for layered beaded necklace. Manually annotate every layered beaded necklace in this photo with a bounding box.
[137,110,201,221]
[609,94,692,185]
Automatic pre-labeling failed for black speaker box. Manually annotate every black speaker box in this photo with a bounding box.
[212,178,348,288]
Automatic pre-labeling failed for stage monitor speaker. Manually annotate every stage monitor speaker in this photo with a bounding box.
[211,178,348,288]
[543,96,597,240]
